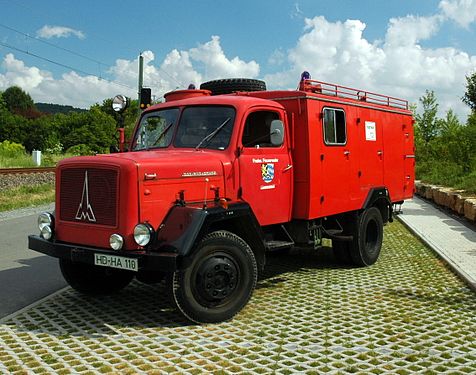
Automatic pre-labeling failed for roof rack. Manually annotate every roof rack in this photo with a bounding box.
[300,79,408,110]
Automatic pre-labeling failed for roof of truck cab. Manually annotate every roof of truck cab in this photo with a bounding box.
[145,93,285,113]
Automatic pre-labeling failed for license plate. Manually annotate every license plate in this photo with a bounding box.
[94,254,138,272]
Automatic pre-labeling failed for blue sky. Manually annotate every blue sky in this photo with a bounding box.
[1,0,476,119]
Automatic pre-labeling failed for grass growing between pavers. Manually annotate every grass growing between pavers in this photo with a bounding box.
[1,220,476,374]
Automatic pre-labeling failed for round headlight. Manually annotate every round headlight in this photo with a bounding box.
[38,212,53,231]
[134,223,153,246]
[109,234,124,250]
[40,225,53,240]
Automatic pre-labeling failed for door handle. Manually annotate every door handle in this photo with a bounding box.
[144,173,157,180]
[343,150,350,156]
[283,164,293,172]
[377,151,383,156]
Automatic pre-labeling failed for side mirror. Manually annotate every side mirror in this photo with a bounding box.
[270,120,284,146]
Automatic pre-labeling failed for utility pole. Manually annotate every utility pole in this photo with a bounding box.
[138,53,144,103]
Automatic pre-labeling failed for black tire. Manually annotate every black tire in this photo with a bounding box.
[333,241,352,264]
[59,259,134,295]
[349,207,383,266]
[200,78,266,95]
[171,230,257,324]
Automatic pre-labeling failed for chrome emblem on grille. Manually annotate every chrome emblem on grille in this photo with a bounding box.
[75,171,96,222]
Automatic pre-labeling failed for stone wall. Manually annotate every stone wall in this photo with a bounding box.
[414,181,476,223]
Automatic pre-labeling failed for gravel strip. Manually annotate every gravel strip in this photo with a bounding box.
[0,172,55,192]
[0,172,55,221]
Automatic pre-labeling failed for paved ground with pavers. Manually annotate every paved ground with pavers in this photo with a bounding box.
[1,218,476,374]
[399,196,476,291]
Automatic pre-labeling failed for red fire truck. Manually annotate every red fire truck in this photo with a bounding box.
[29,74,415,323]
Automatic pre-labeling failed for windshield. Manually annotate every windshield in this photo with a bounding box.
[174,106,235,150]
[133,108,179,150]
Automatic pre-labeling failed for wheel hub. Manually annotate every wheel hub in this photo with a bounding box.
[196,256,238,302]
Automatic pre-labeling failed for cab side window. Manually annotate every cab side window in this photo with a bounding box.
[323,108,346,145]
[242,111,281,147]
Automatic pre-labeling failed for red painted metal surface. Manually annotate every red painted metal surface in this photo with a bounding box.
[54,79,414,250]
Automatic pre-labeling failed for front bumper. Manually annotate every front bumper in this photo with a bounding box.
[28,235,178,272]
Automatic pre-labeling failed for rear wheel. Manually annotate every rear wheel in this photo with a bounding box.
[59,259,134,295]
[171,230,257,324]
[349,207,383,266]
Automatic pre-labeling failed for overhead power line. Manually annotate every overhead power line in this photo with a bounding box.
[0,23,108,67]
[0,41,135,91]
[0,22,188,92]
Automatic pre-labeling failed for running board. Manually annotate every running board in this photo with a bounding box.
[265,240,294,251]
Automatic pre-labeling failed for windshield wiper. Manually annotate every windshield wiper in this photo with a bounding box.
[151,121,174,147]
[195,118,231,150]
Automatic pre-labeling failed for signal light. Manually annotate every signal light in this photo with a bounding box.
[140,88,152,109]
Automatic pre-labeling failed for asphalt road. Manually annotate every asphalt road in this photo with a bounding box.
[0,204,66,319]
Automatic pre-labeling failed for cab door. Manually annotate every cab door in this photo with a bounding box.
[238,109,293,226]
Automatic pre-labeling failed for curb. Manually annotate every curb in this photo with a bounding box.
[415,181,476,223]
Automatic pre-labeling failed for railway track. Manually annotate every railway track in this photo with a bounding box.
[0,167,56,175]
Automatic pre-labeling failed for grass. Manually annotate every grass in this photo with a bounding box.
[416,160,476,195]
[0,184,55,212]
[0,152,38,168]
[0,151,73,212]
[0,152,75,168]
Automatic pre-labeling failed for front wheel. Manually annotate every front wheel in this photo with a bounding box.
[171,230,258,324]
[59,259,134,295]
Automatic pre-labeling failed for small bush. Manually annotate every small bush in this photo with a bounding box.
[44,142,63,155]
[65,144,94,156]
[455,171,476,194]
[0,140,26,157]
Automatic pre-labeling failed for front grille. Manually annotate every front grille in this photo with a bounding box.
[60,168,118,227]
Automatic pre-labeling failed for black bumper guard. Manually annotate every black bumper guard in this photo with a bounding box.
[28,235,178,272]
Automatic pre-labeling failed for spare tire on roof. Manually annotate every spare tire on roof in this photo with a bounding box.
[200,78,266,95]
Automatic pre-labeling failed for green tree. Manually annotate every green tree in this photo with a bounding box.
[58,107,117,154]
[462,72,476,112]
[23,115,62,153]
[414,90,440,143]
[2,86,35,113]
[98,97,140,141]
[438,109,460,135]
[0,91,30,145]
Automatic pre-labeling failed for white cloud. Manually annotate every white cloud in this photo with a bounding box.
[385,15,442,46]
[0,36,260,107]
[265,14,476,119]
[36,25,85,39]
[439,0,476,27]
[268,48,286,66]
[1,9,476,119]
[0,53,51,89]
[291,2,304,19]
[266,17,386,88]
[188,36,259,79]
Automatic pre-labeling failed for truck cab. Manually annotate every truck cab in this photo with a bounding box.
[29,76,414,323]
